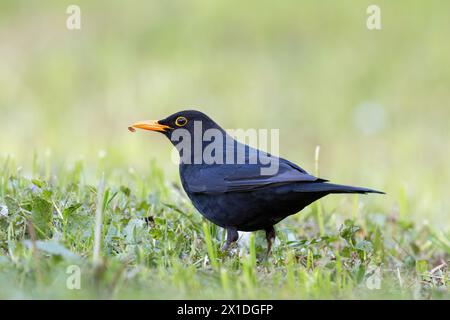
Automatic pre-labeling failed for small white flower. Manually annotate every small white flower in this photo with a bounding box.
[0,205,8,217]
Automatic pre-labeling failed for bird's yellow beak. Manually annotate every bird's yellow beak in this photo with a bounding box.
[128,120,172,133]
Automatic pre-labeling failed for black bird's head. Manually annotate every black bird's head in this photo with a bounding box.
[130,109,222,135]
[128,110,227,158]
[130,109,279,171]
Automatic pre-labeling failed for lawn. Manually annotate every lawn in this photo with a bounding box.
[0,0,449,299]
[0,155,448,299]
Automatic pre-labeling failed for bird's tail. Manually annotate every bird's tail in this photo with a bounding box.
[294,182,385,194]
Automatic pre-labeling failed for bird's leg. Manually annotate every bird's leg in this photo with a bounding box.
[265,226,276,255]
[222,227,239,252]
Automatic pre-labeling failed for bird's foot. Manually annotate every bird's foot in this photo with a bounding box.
[221,241,235,253]
[265,226,276,258]
[221,227,239,254]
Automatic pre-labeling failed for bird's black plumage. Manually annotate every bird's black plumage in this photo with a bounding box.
[130,110,383,253]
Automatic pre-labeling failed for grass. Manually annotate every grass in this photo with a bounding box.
[0,155,448,299]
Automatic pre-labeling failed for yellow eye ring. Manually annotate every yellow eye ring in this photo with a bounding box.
[175,116,188,127]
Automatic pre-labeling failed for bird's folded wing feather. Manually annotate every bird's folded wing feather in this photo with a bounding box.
[184,158,323,194]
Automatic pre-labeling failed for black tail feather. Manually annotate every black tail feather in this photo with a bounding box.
[294,182,385,195]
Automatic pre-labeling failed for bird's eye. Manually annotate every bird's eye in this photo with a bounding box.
[175,116,188,127]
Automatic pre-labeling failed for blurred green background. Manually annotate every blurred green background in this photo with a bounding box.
[0,0,449,227]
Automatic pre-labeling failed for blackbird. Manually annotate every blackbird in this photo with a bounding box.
[130,110,383,253]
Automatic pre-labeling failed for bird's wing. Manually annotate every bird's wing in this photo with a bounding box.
[183,157,323,194]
